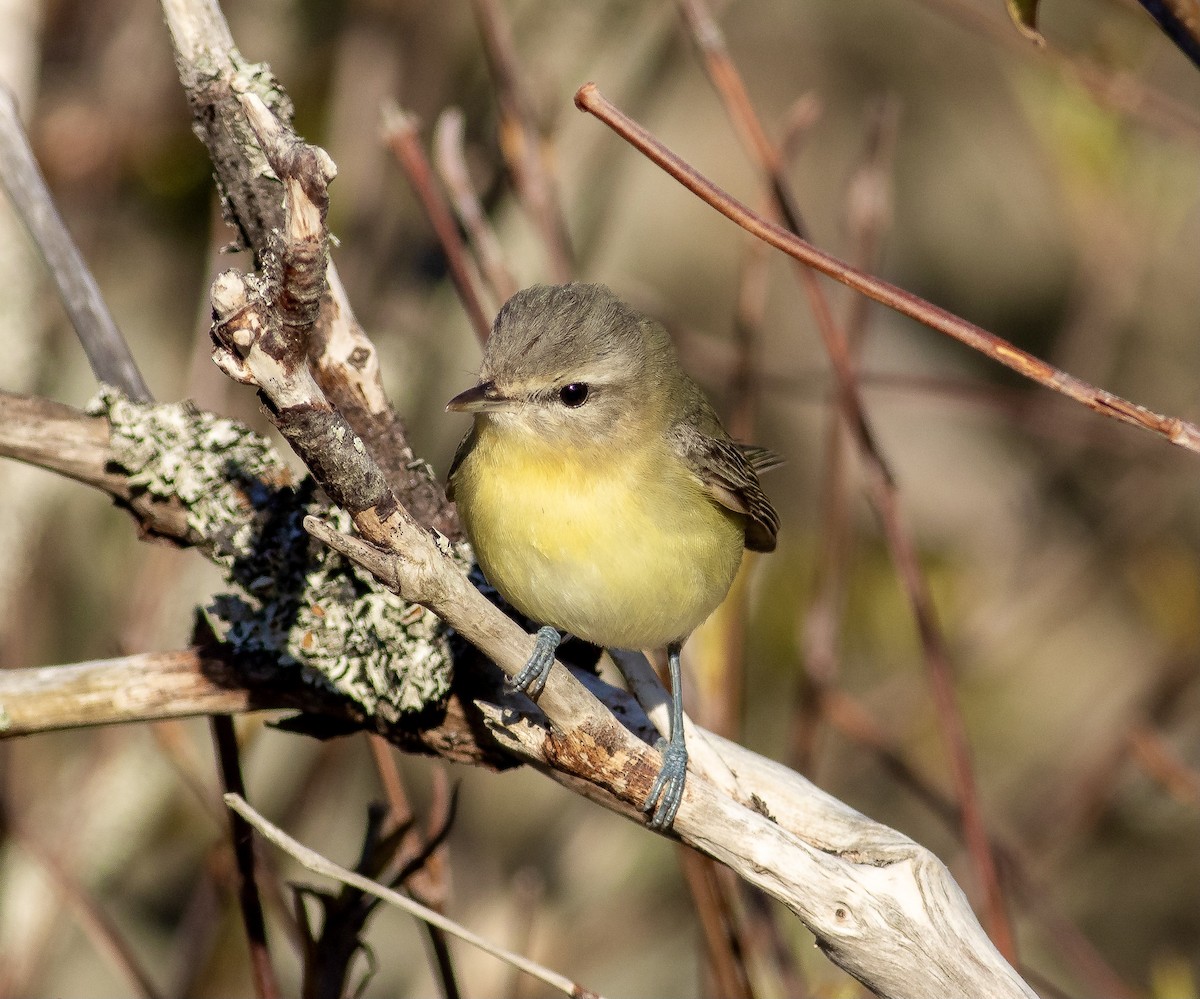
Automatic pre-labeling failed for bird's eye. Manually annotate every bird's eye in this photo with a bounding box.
[558,383,590,408]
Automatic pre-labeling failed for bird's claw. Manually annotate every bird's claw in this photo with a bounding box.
[509,625,561,698]
[643,735,687,831]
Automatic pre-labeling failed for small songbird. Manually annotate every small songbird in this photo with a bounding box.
[446,283,778,830]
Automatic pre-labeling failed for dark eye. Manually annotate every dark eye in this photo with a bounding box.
[558,383,590,407]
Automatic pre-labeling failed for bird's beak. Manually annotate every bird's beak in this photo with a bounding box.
[445,380,514,413]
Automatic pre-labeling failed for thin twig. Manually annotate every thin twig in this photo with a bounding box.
[468,0,574,280]
[150,722,230,829]
[677,847,755,999]
[1127,725,1200,809]
[777,94,823,165]
[573,82,1200,456]
[697,222,774,743]
[225,794,602,999]
[365,736,461,999]
[381,104,493,343]
[433,108,518,305]
[796,96,899,764]
[669,5,1015,954]
[367,734,413,832]
[842,97,901,353]
[211,717,280,999]
[0,85,151,402]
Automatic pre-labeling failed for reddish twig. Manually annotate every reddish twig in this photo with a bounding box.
[150,721,229,829]
[777,93,823,165]
[468,0,574,281]
[728,226,771,455]
[367,734,413,828]
[1127,725,1200,809]
[697,365,1189,454]
[574,82,1200,456]
[434,108,518,305]
[382,104,493,343]
[794,100,897,770]
[365,736,451,909]
[211,716,281,999]
[677,848,755,999]
[842,97,901,353]
[705,235,773,743]
[365,737,460,999]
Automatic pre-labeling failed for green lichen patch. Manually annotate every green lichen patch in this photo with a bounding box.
[89,385,291,568]
[90,386,453,719]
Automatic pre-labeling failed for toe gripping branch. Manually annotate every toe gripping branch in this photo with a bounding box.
[509,625,562,699]
[511,628,688,831]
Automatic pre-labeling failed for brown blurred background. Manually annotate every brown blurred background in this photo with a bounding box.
[2,0,1200,995]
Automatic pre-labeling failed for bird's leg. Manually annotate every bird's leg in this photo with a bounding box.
[509,625,562,698]
[643,640,687,831]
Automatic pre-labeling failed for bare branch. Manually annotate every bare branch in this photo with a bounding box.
[0,85,151,400]
[0,649,253,735]
[162,0,458,539]
[0,642,509,772]
[0,390,197,543]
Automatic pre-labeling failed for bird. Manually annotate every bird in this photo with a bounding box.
[446,282,778,830]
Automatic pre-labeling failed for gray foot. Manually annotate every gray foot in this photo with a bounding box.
[643,733,687,831]
[509,625,561,698]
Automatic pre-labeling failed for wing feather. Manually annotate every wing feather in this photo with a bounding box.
[671,422,780,553]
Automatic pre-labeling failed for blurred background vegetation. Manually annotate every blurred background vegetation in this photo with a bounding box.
[1,0,1199,995]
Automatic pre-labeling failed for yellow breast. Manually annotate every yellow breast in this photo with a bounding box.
[451,420,745,650]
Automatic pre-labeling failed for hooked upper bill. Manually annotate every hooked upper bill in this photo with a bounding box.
[445,380,514,414]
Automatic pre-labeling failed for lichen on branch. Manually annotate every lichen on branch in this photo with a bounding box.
[89,385,456,719]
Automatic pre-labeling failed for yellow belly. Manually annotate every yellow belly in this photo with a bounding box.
[451,423,745,650]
